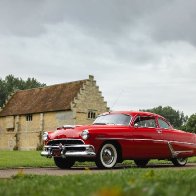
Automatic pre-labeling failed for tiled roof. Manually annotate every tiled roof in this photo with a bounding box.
[0,79,86,116]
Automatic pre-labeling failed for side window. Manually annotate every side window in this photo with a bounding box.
[158,118,170,129]
[134,116,156,128]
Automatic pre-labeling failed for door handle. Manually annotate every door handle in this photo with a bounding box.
[157,129,162,134]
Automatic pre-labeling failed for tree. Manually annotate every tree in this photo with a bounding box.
[141,106,188,129]
[183,114,196,133]
[0,75,46,107]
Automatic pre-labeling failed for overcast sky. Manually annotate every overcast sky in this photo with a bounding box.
[0,0,196,116]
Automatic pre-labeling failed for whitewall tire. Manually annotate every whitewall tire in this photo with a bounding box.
[95,143,118,169]
[171,158,188,167]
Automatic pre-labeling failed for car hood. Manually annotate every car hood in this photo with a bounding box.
[47,125,89,140]
[47,124,129,140]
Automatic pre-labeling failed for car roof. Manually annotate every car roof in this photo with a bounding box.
[105,111,163,118]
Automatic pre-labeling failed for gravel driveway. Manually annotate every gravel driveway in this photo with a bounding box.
[1,163,196,179]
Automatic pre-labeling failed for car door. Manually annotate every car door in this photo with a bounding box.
[131,115,167,159]
[156,117,187,158]
[157,117,172,138]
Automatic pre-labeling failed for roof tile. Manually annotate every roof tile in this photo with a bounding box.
[0,79,86,116]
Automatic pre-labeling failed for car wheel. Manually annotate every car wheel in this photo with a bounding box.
[134,159,149,167]
[54,157,75,169]
[95,143,118,169]
[171,157,188,167]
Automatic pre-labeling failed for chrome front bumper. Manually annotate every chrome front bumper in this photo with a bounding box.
[41,144,96,158]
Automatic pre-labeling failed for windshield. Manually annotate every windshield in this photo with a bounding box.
[93,113,132,126]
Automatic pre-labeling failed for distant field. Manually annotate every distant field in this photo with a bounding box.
[0,150,196,169]
[0,169,196,196]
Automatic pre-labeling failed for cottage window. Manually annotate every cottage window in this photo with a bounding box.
[26,114,33,121]
[7,128,14,132]
[88,111,96,119]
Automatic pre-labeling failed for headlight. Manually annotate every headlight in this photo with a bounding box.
[81,129,89,140]
[42,132,48,141]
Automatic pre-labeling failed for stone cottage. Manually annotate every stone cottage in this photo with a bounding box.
[0,75,109,150]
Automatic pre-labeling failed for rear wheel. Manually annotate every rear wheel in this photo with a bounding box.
[171,158,188,167]
[54,157,75,169]
[134,159,149,167]
[95,143,118,169]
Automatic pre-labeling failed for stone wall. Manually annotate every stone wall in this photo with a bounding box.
[0,117,17,150]
[0,111,74,150]
[72,75,109,124]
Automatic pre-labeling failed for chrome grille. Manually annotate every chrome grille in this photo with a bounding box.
[47,139,84,146]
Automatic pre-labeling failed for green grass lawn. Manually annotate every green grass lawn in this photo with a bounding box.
[0,151,196,196]
[0,150,54,168]
[0,150,196,169]
[0,169,196,196]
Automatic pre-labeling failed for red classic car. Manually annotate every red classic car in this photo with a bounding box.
[41,111,196,169]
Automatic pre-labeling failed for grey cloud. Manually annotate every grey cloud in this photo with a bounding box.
[1,0,196,46]
[0,0,44,36]
[0,0,169,38]
[144,0,196,45]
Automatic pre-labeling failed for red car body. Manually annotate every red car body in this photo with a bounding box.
[41,111,196,169]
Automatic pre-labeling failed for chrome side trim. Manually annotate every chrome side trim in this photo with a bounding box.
[167,142,194,158]
[169,140,196,146]
[96,137,196,146]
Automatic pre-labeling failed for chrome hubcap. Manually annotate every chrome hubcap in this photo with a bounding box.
[102,147,114,165]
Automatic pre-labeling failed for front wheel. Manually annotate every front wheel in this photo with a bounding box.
[54,157,75,169]
[95,143,118,169]
[171,158,188,167]
[134,159,149,167]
